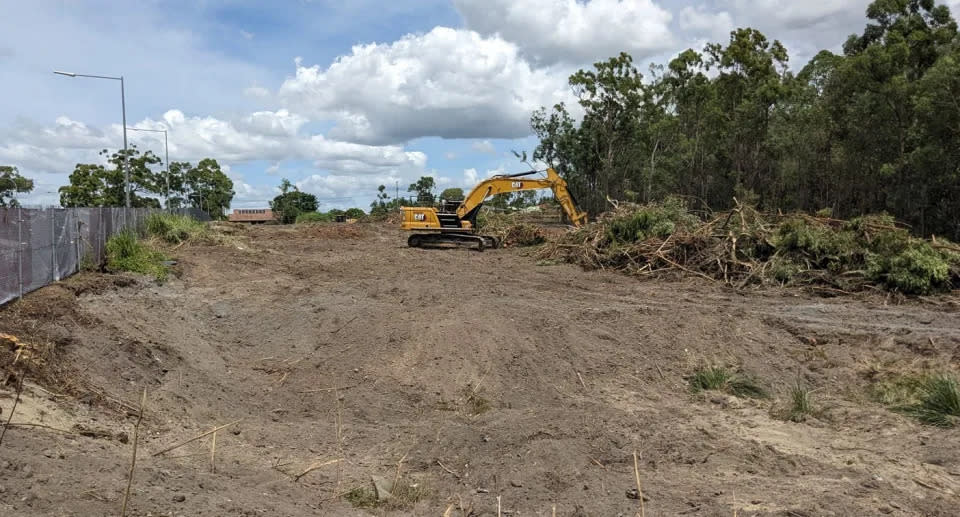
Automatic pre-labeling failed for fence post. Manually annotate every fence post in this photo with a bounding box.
[17,206,23,301]
[76,214,82,274]
[51,209,59,282]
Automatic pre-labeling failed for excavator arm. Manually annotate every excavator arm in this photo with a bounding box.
[456,168,588,227]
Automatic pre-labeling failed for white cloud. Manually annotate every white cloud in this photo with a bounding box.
[240,30,254,40]
[463,166,505,186]
[454,0,674,65]
[679,6,735,42]
[690,0,873,65]
[266,162,281,176]
[278,27,574,144]
[444,151,457,160]
[470,140,496,155]
[0,110,429,207]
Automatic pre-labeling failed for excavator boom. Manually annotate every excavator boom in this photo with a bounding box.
[455,168,587,226]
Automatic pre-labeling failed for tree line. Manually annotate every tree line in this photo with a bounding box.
[1,147,235,216]
[531,0,960,239]
[59,146,235,216]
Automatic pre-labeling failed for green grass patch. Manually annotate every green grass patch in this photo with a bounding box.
[146,212,208,244]
[689,366,767,398]
[872,373,960,427]
[899,375,960,428]
[295,211,332,224]
[105,231,169,282]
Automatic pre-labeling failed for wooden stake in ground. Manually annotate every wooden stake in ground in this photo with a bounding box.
[633,450,645,517]
[210,431,217,473]
[497,495,502,517]
[334,388,344,498]
[121,388,147,517]
[0,373,25,447]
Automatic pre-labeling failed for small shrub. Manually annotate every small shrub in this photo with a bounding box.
[106,231,168,282]
[902,375,960,427]
[690,366,767,398]
[146,212,207,244]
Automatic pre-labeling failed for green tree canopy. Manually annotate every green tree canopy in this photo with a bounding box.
[59,146,162,208]
[270,178,318,224]
[408,176,436,206]
[440,187,464,201]
[530,0,960,238]
[185,158,234,218]
[344,207,366,219]
[0,166,35,207]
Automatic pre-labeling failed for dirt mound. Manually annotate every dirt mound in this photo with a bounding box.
[1,223,958,516]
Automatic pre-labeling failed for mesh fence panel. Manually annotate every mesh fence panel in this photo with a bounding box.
[0,207,210,305]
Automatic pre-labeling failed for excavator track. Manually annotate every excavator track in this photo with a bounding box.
[408,233,499,251]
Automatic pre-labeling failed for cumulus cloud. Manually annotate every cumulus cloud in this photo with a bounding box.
[470,140,496,155]
[133,109,427,175]
[454,0,675,65]
[463,166,506,186]
[277,27,574,145]
[0,110,429,207]
[685,0,874,64]
[679,6,735,42]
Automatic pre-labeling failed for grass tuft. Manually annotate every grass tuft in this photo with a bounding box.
[787,383,813,422]
[344,487,378,508]
[344,479,426,510]
[690,366,767,398]
[105,231,169,282]
[901,375,960,428]
[146,212,207,244]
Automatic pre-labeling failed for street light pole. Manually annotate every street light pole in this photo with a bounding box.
[127,127,170,207]
[53,71,130,209]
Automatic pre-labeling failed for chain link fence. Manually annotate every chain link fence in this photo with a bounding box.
[0,207,209,306]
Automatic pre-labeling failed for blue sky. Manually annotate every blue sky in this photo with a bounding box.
[4,0,955,210]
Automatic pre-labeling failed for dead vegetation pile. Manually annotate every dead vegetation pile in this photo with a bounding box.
[477,212,547,247]
[538,197,960,294]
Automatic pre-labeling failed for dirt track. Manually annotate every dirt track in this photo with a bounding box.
[2,223,959,516]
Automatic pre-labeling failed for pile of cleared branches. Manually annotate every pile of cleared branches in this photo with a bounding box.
[538,198,960,294]
[479,212,547,248]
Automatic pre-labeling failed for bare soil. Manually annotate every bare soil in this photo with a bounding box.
[1,223,959,516]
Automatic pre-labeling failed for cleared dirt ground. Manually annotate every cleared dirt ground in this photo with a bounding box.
[1,223,959,516]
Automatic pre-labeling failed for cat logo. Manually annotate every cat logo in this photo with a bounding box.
[414,213,426,221]
[511,181,523,188]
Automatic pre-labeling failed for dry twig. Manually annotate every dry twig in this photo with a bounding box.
[0,373,25,447]
[120,388,147,517]
[152,420,241,457]
[633,450,645,517]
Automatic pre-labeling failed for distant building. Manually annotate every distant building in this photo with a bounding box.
[228,208,274,223]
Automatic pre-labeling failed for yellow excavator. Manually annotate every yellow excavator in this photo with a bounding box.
[401,167,588,250]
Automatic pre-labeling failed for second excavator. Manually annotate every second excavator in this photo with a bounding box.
[400,167,588,250]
